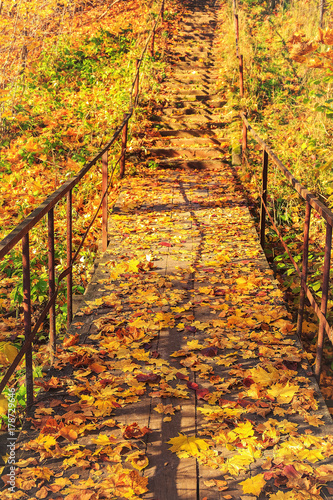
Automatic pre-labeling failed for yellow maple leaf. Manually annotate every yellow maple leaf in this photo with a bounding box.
[240,473,266,496]
[154,403,177,415]
[191,320,209,331]
[275,419,298,434]
[91,434,117,446]
[267,382,299,404]
[126,451,149,471]
[303,413,324,427]
[35,434,57,451]
[226,452,255,475]
[298,448,324,463]
[186,340,204,350]
[0,342,19,364]
[0,395,8,417]
[269,492,296,499]
[250,365,280,386]
[234,420,254,439]
[168,433,209,456]
[53,477,73,487]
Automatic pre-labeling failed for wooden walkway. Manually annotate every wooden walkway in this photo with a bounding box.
[3,0,333,499]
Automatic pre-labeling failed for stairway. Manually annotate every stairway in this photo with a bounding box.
[144,0,230,172]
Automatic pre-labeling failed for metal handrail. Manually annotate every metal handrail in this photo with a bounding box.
[241,111,333,379]
[0,0,165,408]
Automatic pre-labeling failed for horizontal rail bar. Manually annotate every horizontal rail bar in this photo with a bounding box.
[0,113,132,260]
[240,112,333,228]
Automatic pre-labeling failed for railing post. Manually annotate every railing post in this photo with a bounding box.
[234,13,239,50]
[134,59,140,106]
[260,150,268,248]
[48,209,56,355]
[314,222,332,379]
[67,190,73,328]
[239,54,244,97]
[320,0,325,28]
[161,0,165,20]
[119,114,128,179]
[242,113,247,163]
[102,151,108,252]
[22,233,33,413]
[296,202,311,339]
[150,19,155,57]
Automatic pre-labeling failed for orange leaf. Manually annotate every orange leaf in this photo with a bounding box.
[36,486,49,499]
[90,362,106,373]
[63,334,80,347]
[59,426,78,442]
[123,422,151,439]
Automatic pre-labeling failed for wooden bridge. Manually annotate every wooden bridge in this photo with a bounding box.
[2,0,333,499]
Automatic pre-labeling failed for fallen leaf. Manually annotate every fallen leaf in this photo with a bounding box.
[123,423,151,439]
[240,473,266,496]
[168,433,209,456]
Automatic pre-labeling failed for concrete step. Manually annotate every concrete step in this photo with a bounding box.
[152,136,229,147]
[168,58,214,69]
[169,98,226,108]
[151,114,223,128]
[162,106,215,117]
[148,146,228,160]
[170,68,220,78]
[151,128,225,138]
[164,91,210,100]
[162,85,219,96]
[155,158,228,169]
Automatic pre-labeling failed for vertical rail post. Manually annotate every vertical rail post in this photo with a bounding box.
[134,59,140,105]
[102,151,108,252]
[67,190,73,329]
[314,222,332,379]
[161,0,165,20]
[320,0,325,28]
[242,113,247,163]
[234,13,239,54]
[260,150,268,249]
[239,54,244,97]
[296,202,311,338]
[235,13,239,40]
[22,234,33,412]
[150,20,155,58]
[48,209,56,355]
[119,114,128,179]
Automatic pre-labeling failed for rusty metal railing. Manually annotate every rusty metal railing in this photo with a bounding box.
[0,0,165,410]
[241,112,333,380]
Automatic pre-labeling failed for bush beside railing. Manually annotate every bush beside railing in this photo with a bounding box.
[0,0,165,412]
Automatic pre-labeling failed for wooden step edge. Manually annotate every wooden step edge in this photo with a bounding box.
[148,146,229,152]
[154,159,229,169]
[151,129,226,137]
